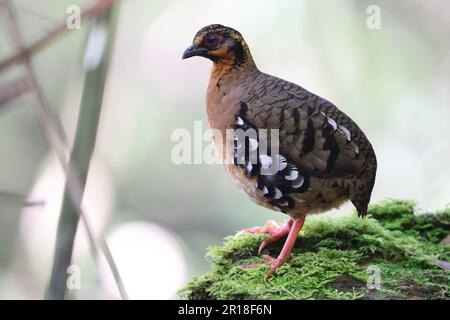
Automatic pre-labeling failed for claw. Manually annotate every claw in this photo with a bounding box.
[237,216,306,281]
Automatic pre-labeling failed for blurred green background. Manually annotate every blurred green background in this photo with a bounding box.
[0,0,449,299]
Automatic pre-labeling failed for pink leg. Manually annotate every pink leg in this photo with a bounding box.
[257,220,293,254]
[238,219,293,254]
[263,216,305,281]
[239,216,306,281]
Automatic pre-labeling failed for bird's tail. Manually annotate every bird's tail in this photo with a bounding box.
[352,197,369,218]
[353,145,377,218]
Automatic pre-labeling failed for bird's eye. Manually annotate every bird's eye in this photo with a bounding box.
[204,34,217,46]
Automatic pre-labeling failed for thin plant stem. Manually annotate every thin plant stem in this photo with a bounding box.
[46,4,126,300]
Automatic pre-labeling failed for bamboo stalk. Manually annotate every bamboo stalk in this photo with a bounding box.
[46,4,123,300]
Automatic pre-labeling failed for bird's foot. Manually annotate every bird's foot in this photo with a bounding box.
[262,254,290,282]
[238,216,306,281]
[237,220,293,254]
[239,254,291,282]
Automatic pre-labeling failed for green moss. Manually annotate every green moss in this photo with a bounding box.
[179,200,450,300]
[368,199,450,243]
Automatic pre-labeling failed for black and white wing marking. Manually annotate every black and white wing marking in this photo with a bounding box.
[232,102,310,212]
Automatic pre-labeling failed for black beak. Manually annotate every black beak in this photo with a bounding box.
[182,44,209,60]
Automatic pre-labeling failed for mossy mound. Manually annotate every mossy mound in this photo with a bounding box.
[179,200,450,300]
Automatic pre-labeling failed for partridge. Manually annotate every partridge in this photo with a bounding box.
[182,24,377,281]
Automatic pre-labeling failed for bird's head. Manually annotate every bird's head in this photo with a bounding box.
[182,24,255,67]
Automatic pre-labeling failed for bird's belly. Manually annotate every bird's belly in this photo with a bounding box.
[224,162,355,218]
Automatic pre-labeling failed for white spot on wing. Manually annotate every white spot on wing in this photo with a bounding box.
[236,117,244,125]
[259,155,272,169]
[277,155,288,171]
[339,126,351,141]
[249,138,258,152]
[292,176,305,188]
[273,188,283,199]
[327,117,337,130]
[285,170,298,181]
